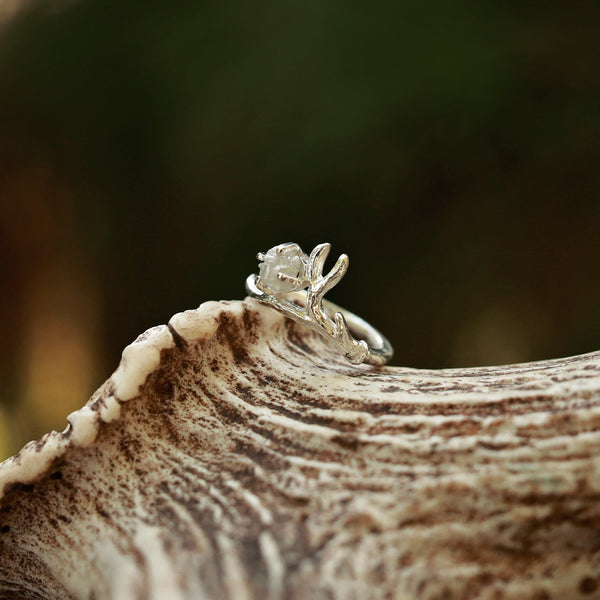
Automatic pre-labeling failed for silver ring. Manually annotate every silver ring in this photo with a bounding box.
[245,242,393,366]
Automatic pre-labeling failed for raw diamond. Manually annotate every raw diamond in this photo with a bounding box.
[258,245,307,293]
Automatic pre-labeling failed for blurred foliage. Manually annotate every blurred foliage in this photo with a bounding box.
[1,0,600,457]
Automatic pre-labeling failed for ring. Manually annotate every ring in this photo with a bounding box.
[245,242,393,366]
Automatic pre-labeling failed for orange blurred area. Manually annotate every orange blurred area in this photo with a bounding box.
[0,154,103,457]
[15,265,99,443]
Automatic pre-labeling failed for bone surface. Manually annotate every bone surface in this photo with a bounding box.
[1,299,599,600]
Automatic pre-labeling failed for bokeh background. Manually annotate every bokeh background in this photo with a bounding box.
[1,0,600,459]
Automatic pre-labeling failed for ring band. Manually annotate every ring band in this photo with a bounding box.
[245,242,393,366]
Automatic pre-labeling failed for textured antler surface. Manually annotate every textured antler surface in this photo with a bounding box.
[1,299,600,599]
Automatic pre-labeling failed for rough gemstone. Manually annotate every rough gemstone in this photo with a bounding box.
[259,245,307,293]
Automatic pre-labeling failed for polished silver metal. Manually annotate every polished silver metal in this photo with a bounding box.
[246,242,393,366]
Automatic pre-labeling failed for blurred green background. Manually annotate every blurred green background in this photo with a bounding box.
[1,0,600,459]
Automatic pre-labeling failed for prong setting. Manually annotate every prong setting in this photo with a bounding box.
[277,272,304,285]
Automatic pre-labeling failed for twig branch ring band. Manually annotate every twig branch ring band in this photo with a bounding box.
[245,242,393,366]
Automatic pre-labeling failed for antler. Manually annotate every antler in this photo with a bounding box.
[306,243,349,334]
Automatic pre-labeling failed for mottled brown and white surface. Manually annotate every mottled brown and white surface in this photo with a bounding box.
[1,299,600,600]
